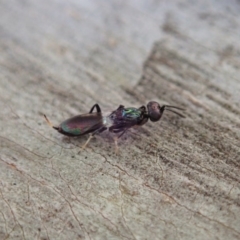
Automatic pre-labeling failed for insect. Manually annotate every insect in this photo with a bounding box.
[44,101,185,152]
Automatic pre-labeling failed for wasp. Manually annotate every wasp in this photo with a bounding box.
[44,101,185,152]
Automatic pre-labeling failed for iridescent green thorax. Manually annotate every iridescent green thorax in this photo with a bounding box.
[122,108,142,120]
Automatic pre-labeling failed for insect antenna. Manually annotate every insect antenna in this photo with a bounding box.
[164,105,185,111]
[44,114,59,130]
[165,109,185,118]
[164,105,186,118]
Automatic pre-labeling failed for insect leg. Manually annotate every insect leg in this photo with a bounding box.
[89,104,101,113]
[109,125,130,153]
[113,136,119,154]
[117,128,128,139]
[80,126,107,152]
[117,105,125,110]
[81,134,94,150]
[113,129,128,154]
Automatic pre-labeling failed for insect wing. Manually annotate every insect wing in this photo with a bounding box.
[60,112,103,136]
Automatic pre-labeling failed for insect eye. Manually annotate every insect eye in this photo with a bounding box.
[149,112,161,122]
[147,101,162,122]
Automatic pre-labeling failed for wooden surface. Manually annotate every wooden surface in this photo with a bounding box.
[1,0,240,239]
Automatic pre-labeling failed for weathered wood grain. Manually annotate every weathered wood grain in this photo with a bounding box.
[0,0,240,239]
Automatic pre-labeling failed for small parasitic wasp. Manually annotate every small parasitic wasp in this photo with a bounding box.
[44,101,185,152]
